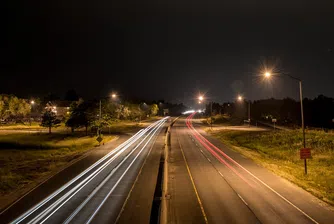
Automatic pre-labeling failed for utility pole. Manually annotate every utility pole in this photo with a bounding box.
[299,80,307,174]
[210,101,213,129]
[248,100,251,127]
[99,100,102,136]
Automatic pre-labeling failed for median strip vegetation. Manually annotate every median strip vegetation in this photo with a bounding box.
[208,128,334,205]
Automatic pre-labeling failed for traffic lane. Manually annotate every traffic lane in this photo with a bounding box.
[176,122,259,224]
[188,131,313,224]
[78,126,163,224]
[116,126,166,224]
[190,119,334,224]
[33,121,166,224]
[17,130,151,224]
[167,122,206,224]
[0,134,133,224]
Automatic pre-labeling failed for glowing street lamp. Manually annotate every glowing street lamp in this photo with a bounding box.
[237,95,251,127]
[30,100,35,105]
[264,72,271,78]
[197,94,214,129]
[263,71,307,174]
[111,93,117,98]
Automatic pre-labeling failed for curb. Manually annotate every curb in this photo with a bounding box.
[160,117,179,224]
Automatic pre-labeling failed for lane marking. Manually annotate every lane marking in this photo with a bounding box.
[177,135,208,224]
[237,194,248,206]
[114,126,163,223]
[207,158,211,163]
[36,120,167,224]
[85,121,166,224]
[187,114,319,224]
[218,171,224,177]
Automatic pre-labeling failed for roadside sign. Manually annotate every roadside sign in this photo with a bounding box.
[96,136,103,144]
[272,119,277,123]
[300,148,311,159]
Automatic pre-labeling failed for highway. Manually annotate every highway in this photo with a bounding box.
[167,113,334,224]
[7,117,168,224]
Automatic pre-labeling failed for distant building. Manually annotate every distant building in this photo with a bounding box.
[45,101,73,118]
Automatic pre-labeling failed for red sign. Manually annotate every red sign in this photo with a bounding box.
[300,148,311,159]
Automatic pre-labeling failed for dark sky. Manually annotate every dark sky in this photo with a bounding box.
[1,1,334,106]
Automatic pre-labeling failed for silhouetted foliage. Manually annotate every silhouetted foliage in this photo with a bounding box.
[217,95,334,129]
[41,110,61,133]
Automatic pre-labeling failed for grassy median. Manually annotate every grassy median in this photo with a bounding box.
[208,128,334,205]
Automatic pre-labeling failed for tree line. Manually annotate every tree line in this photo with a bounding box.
[42,99,160,134]
[205,94,334,129]
[0,95,31,122]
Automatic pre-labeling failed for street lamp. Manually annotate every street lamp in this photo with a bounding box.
[198,95,213,129]
[111,93,117,99]
[30,100,35,126]
[237,95,251,127]
[264,71,307,174]
[265,72,271,78]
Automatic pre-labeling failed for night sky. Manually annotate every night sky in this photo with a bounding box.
[1,1,334,106]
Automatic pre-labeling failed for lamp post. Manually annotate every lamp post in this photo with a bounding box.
[264,72,307,174]
[237,95,251,127]
[198,95,213,129]
[30,100,35,126]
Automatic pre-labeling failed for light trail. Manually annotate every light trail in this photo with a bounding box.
[12,117,168,224]
[185,113,319,224]
[12,130,145,224]
[85,119,166,224]
[62,118,166,224]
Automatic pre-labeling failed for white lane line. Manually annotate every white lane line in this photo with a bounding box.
[62,120,166,224]
[207,158,211,163]
[190,121,320,224]
[85,120,166,224]
[31,119,167,224]
[237,194,248,206]
[218,171,224,177]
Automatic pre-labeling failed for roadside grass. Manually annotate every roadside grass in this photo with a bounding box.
[201,114,244,126]
[0,132,114,198]
[209,129,334,205]
[0,119,149,210]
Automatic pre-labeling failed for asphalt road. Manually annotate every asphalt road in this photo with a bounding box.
[1,117,168,224]
[168,113,334,224]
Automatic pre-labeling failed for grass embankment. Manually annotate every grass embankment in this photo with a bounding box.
[0,133,114,197]
[210,129,334,205]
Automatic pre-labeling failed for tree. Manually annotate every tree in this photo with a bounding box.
[0,99,5,121]
[41,110,61,134]
[150,104,159,116]
[65,101,93,135]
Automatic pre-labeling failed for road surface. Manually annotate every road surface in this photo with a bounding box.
[2,117,168,224]
[167,113,334,224]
